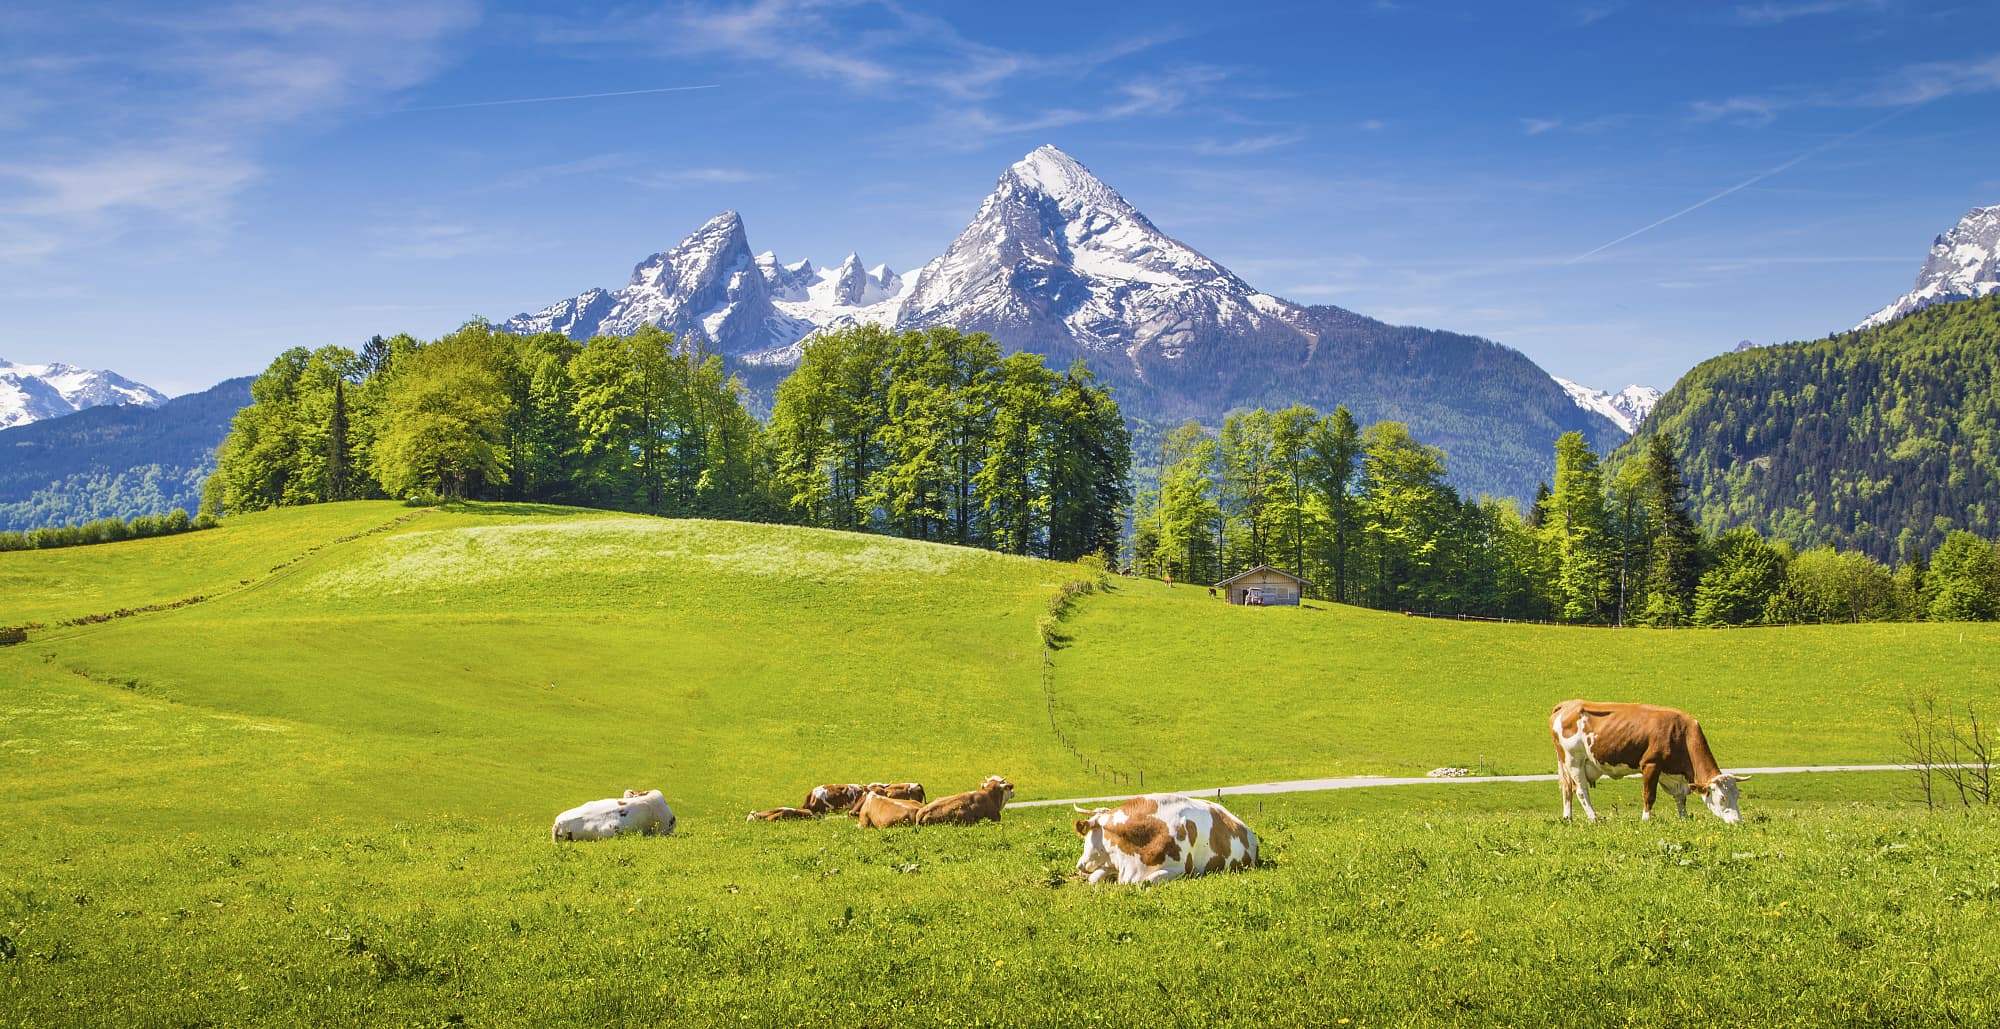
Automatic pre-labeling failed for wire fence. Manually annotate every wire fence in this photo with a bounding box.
[1040,645,1144,791]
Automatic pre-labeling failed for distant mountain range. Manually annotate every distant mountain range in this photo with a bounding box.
[1,357,165,429]
[507,145,1626,500]
[0,377,251,532]
[1553,379,1661,435]
[1858,205,2000,330]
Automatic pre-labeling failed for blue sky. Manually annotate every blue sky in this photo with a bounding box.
[3,1,1997,397]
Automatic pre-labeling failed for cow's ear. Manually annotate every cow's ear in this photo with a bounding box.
[1073,819,1091,836]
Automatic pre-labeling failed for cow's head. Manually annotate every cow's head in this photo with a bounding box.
[1693,773,1749,823]
[1072,806,1115,880]
[982,776,1015,802]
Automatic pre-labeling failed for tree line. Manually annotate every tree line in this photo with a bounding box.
[206,322,1131,562]
[1138,405,2000,624]
[0,508,217,553]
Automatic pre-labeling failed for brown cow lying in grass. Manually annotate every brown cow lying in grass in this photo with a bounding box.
[854,792,924,829]
[864,782,926,803]
[915,776,1014,826]
[745,806,817,822]
[801,783,868,815]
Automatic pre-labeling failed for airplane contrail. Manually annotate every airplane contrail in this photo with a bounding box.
[1568,107,1911,264]
[395,84,720,113]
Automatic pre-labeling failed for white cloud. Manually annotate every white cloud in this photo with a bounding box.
[1690,96,1782,126]
[1732,0,1887,26]
[1192,133,1307,156]
[370,217,513,261]
[635,168,769,189]
[542,1,1191,151]
[2,143,258,222]
[2,0,478,263]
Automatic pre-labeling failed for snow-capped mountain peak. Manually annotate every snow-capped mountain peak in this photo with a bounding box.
[1553,377,1661,435]
[1858,204,2000,330]
[898,145,1299,366]
[0,357,167,429]
[1004,144,1134,215]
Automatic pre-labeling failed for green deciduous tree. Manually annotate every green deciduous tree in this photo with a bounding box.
[371,330,512,499]
[1925,530,2000,621]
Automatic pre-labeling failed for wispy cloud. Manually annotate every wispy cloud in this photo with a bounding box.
[1690,96,1782,126]
[1520,113,1631,135]
[395,84,718,113]
[370,217,512,261]
[540,1,1192,150]
[1191,133,1307,156]
[1,0,478,263]
[1732,0,1888,26]
[2,143,258,221]
[634,168,769,189]
[1691,52,2000,128]
[1864,53,2000,106]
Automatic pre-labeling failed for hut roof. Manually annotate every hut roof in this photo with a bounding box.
[1215,565,1311,588]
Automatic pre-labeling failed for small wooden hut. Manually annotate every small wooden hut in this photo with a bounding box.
[1216,566,1308,606]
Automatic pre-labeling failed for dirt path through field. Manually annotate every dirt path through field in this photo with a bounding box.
[1014,763,1933,808]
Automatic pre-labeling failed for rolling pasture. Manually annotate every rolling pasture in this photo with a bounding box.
[3,502,1997,1026]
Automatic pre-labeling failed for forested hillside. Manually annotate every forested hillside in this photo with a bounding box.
[1623,296,2000,561]
[0,377,251,532]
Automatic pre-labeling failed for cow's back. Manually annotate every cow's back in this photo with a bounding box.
[1096,794,1257,883]
[856,793,921,829]
[1553,700,1704,775]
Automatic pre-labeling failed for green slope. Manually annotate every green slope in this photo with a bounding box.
[1620,294,2000,560]
[1052,582,1998,787]
[2,502,1079,828]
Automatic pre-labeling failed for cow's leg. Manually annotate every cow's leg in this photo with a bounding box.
[1558,759,1574,820]
[1667,780,1690,818]
[1574,770,1599,823]
[1640,765,1660,821]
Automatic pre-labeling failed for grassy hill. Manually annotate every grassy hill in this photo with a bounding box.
[3,503,1997,1026]
[3,502,1080,828]
[1051,583,1995,786]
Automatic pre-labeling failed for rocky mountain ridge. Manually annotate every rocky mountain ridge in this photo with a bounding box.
[0,357,166,429]
[1858,204,2000,330]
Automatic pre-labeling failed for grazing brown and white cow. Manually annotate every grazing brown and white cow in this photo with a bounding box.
[552,789,677,841]
[1072,794,1259,885]
[746,806,817,822]
[1550,699,1751,823]
[801,783,867,816]
[865,782,926,803]
[914,776,1014,826]
[853,792,924,829]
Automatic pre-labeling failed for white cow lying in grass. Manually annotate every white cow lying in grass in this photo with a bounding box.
[1073,793,1259,885]
[552,789,676,841]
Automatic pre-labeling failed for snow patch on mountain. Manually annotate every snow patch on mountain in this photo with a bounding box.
[0,358,167,429]
[504,211,906,353]
[1553,377,1661,435]
[1858,205,2000,330]
[897,144,1314,373]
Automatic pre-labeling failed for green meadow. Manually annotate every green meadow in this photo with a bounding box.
[4,502,1997,1026]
